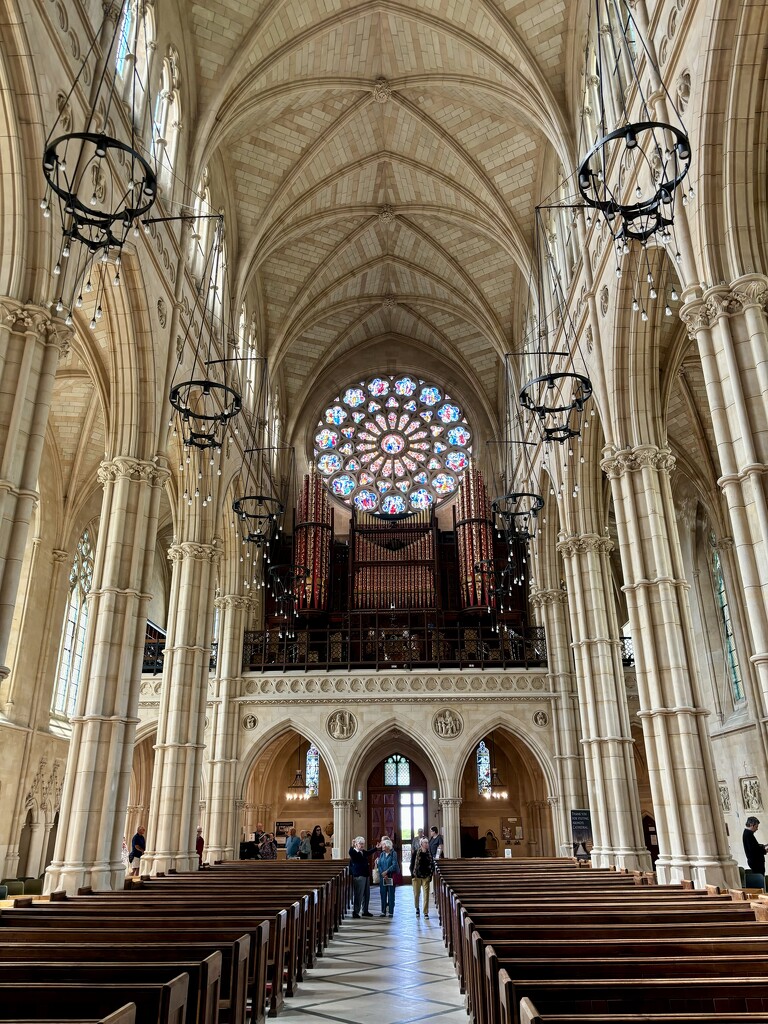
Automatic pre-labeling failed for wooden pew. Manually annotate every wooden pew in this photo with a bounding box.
[0,960,220,1024]
[0,1007,136,1024]
[514,992,768,1024]
[0,975,188,1024]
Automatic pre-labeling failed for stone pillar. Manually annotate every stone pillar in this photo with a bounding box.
[681,279,768,758]
[332,798,355,858]
[45,456,168,893]
[602,444,738,887]
[143,541,219,874]
[557,535,651,870]
[438,796,461,858]
[0,301,68,681]
[205,594,252,862]
[529,586,587,857]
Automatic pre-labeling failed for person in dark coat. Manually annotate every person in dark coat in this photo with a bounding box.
[129,826,146,876]
[743,816,767,877]
[310,824,327,859]
[348,835,380,917]
[196,827,205,868]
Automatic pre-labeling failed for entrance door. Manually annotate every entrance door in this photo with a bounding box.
[367,753,428,879]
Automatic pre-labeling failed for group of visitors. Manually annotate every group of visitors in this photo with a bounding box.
[285,825,327,860]
[348,825,444,919]
[122,824,207,876]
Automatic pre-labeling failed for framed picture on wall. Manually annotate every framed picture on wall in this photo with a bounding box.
[274,820,294,847]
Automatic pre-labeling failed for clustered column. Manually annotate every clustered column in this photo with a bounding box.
[45,456,168,893]
[332,798,356,857]
[438,796,461,858]
[602,444,738,887]
[529,586,588,857]
[204,594,253,862]
[143,540,220,874]
[681,278,768,757]
[558,534,650,870]
[0,301,68,682]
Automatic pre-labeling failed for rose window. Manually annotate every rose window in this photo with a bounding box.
[314,375,472,515]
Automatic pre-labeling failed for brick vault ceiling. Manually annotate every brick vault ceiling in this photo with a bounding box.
[185,0,580,436]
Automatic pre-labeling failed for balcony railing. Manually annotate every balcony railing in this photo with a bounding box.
[620,635,634,666]
[241,621,547,673]
[142,640,218,675]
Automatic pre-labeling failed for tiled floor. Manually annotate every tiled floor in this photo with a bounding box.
[279,886,469,1024]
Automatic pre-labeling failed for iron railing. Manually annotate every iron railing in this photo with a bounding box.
[241,620,547,673]
[142,640,218,674]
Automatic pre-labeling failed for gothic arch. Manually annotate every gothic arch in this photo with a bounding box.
[341,717,446,798]
[451,715,557,800]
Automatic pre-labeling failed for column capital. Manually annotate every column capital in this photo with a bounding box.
[601,444,675,478]
[0,299,71,353]
[557,533,614,558]
[438,796,462,808]
[529,587,568,609]
[214,594,254,612]
[168,541,221,564]
[98,456,170,487]
[331,798,355,809]
[681,275,768,338]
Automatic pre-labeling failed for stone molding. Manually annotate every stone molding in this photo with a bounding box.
[529,588,568,608]
[168,541,220,563]
[439,797,461,808]
[98,456,170,487]
[601,445,676,478]
[240,672,551,700]
[681,276,768,339]
[557,533,614,557]
[214,595,254,611]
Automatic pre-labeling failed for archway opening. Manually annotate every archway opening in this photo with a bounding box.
[458,727,552,858]
[241,729,331,856]
[367,752,428,877]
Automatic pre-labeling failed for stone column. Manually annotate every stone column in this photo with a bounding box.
[0,301,68,681]
[332,798,355,858]
[557,535,651,870]
[204,594,252,862]
[602,444,738,887]
[142,541,219,874]
[45,456,168,893]
[529,586,587,857]
[681,279,768,758]
[438,796,461,858]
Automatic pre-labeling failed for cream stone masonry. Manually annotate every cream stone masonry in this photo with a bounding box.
[143,541,221,875]
[0,302,69,681]
[602,444,738,888]
[45,457,169,894]
[558,533,651,870]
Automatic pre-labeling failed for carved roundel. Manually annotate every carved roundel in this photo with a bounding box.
[532,710,549,728]
[242,713,258,731]
[432,708,463,738]
[327,709,357,739]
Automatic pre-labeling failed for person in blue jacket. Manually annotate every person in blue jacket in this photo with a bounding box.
[377,837,400,917]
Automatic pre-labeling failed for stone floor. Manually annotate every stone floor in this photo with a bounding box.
[278,885,469,1024]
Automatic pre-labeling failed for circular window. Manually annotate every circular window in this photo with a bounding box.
[313,374,472,516]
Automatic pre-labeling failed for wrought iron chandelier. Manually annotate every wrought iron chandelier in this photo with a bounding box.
[286,738,312,801]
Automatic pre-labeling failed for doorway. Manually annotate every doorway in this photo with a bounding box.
[367,753,427,878]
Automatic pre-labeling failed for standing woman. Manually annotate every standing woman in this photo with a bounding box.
[377,838,399,917]
[411,836,435,918]
[310,824,327,859]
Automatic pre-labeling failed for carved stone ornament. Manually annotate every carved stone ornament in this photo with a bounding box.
[56,92,72,133]
[327,708,357,739]
[157,298,168,328]
[98,456,170,486]
[676,70,691,112]
[585,324,593,352]
[378,204,395,224]
[242,713,258,731]
[168,541,221,564]
[383,294,397,308]
[599,286,609,317]
[557,533,614,558]
[532,710,549,727]
[432,708,463,738]
[741,776,763,812]
[601,445,676,479]
[373,77,391,103]
[719,782,731,813]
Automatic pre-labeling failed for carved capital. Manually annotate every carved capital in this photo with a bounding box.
[168,541,220,563]
[601,445,675,478]
[529,587,568,609]
[439,797,462,808]
[557,533,614,558]
[98,456,170,487]
[214,594,253,611]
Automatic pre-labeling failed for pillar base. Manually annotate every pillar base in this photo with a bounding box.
[655,855,740,889]
[591,846,653,872]
[204,845,234,863]
[141,852,199,875]
[44,861,127,895]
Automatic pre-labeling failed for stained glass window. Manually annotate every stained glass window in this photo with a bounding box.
[711,539,744,704]
[383,754,411,786]
[306,745,320,796]
[477,741,491,795]
[314,375,472,515]
[53,528,95,719]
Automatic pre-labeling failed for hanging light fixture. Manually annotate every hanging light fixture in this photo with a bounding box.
[578,0,690,313]
[286,737,310,801]
[41,1,158,324]
[170,218,242,508]
[481,732,508,800]
[268,564,310,639]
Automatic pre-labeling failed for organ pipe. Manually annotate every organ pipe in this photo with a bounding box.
[294,469,333,611]
[455,463,494,609]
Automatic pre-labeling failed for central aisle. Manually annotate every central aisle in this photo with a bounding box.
[278,885,469,1024]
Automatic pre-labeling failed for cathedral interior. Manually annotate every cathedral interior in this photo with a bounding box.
[0,0,766,895]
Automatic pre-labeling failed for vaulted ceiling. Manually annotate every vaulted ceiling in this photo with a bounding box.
[182,0,581,442]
